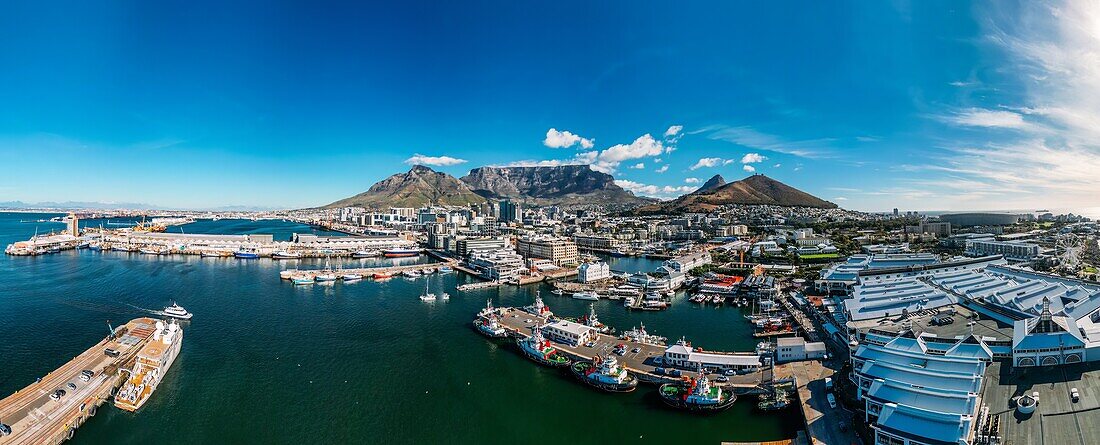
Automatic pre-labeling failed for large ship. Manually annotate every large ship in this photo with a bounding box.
[516,326,571,367]
[658,370,736,412]
[570,355,638,392]
[115,319,183,412]
[382,247,420,258]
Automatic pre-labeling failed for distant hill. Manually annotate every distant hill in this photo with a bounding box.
[324,165,486,209]
[691,174,727,195]
[637,174,837,214]
[460,165,653,207]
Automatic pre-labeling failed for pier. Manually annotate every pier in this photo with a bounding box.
[492,307,769,392]
[0,318,158,445]
[279,259,457,279]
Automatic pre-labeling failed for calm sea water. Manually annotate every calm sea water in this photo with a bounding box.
[0,212,799,444]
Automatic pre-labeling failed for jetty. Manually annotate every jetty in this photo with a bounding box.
[0,318,159,445]
[278,259,457,280]
[491,307,768,392]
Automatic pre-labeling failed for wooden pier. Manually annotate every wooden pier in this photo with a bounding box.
[0,318,158,445]
[491,307,768,392]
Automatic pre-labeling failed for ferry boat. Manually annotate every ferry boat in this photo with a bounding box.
[572,291,600,301]
[474,316,508,338]
[272,251,301,259]
[292,275,315,285]
[162,303,193,320]
[233,249,260,259]
[658,370,736,412]
[516,326,571,367]
[383,247,420,258]
[570,355,638,392]
[115,320,183,412]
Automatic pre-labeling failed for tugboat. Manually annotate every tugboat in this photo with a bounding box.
[474,315,508,338]
[659,369,736,412]
[516,325,571,367]
[570,355,638,392]
[478,299,499,319]
[621,323,667,346]
[578,304,611,334]
[523,291,553,318]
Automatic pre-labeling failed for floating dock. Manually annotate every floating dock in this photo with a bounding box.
[0,318,159,445]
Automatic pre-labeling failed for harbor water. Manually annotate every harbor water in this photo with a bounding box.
[0,212,800,444]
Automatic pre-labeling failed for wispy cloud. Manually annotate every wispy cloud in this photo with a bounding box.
[702,125,831,159]
[404,154,468,166]
[689,157,733,170]
[655,165,669,173]
[684,177,700,184]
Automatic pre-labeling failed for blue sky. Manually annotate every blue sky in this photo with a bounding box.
[1,1,1096,211]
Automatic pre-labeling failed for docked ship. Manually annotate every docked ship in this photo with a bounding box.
[272,250,300,259]
[577,304,611,334]
[658,371,736,412]
[570,355,638,392]
[522,291,553,318]
[233,249,260,259]
[383,247,420,258]
[516,326,571,367]
[351,250,378,258]
[474,315,508,338]
[621,323,667,346]
[115,320,183,412]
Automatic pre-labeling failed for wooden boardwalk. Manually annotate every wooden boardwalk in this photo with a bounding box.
[0,318,157,445]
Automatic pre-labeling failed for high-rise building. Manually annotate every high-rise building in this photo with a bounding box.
[498,200,521,223]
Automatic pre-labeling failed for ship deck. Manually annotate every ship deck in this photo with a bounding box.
[0,318,158,445]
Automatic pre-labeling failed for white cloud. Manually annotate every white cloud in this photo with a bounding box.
[653,158,662,163]
[945,108,1030,129]
[773,163,782,168]
[740,153,766,164]
[598,134,664,164]
[703,125,829,158]
[833,196,849,201]
[631,163,645,169]
[690,157,724,170]
[664,125,683,138]
[743,165,756,173]
[615,180,695,199]
[684,177,700,184]
[543,128,594,149]
[404,154,468,166]
[655,165,669,173]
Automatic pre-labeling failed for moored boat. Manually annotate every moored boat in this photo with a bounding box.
[351,250,377,258]
[373,272,394,279]
[516,326,571,367]
[570,355,638,392]
[474,316,508,338]
[315,272,338,282]
[233,249,260,259]
[572,291,600,301]
[115,320,183,412]
[438,265,453,274]
[341,273,363,281]
[383,247,420,258]
[272,250,301,259]
[658,371,736,412]
[162,303,193,320]
[292,275,315,285]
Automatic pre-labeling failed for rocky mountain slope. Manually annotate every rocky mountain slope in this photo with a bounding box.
[637,174,837,214]
[460,165,653,206]
[324,165,486,209]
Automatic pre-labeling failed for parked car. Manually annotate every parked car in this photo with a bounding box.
[668,369,682,377]
[826,393,837,409]
[724,369,736,376]
[66,382,77,390]
[1072,387,1081,403]
[0,423,12,436]
[715,376,730,383]
[630,347,640,354]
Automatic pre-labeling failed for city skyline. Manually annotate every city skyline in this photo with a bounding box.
[1,1,1097,212]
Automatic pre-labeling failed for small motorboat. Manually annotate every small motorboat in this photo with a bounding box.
[342,273,363,281]
[272,251,301,259]
[292,275,315,285]
[315,273,338,282]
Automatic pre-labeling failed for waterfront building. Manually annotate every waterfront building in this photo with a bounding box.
[542,320,596,347]
[455,237,509,258]
[662,342,761,372]
[577,261,610,283]
[775,337,827,363]
[467,248,524,281]
[515,236,578,266]
[939,212,1021,227]
[663,251,711,274]
[818,253,941,292]
[964,239,1040,261]
[573,233,621,250]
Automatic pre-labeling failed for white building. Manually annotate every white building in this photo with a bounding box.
[577,261,611,283]
[467,248,525,281]
[965,239,1040,261]
[664,251,711,273]
[662,341,761,372]
[543,321,596,347]
[775,337,827,362]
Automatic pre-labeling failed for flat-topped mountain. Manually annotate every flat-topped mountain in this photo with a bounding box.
[460,165,652,206]
[637,174,837,214]
[324,165,485,209]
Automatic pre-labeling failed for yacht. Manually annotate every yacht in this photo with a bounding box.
[114,320,183,412]
[419,280,436,302]
[572,291,600,301]
[272,250,300,259]
[162,303,193,320]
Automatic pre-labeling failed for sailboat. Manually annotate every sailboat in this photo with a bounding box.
[419,279,437,302]
[315,257,337,282]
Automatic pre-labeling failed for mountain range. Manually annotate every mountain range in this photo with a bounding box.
[325,164,653,209]
[636,173,838,214]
